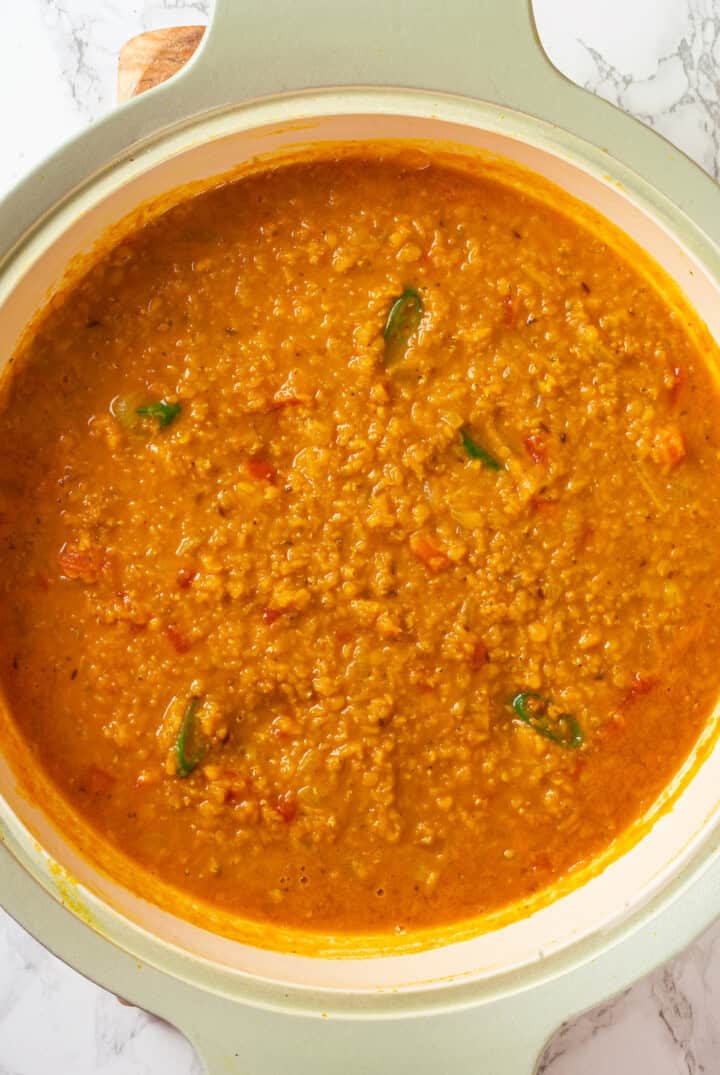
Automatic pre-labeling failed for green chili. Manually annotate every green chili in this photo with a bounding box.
[136,399,181,429]
[460,427,502,471]
[175,698,204,778]
[383,287,423,367]
[511,691,583,749]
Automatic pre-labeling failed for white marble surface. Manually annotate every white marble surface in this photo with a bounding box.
[1,1,720,1072]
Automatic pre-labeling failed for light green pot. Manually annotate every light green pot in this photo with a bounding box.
[2,2,720,1072]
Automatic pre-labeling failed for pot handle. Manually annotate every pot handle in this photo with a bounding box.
[191,1040,548,1075]
[180,996,556,1075]
[179,0,566,112]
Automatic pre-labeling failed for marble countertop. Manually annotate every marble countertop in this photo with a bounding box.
[2,1,720,1072]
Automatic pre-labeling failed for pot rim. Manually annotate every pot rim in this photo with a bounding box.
[1,84,720,1025]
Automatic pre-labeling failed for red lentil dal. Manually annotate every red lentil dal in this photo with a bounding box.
[1,149,720,935]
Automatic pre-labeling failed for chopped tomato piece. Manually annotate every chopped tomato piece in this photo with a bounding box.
[177,567,197,590]
[273,792,297,823]
[268,396,303,412]
[263,607,282,625]
[410,533,450,573]
[470,640,488,668]
[523,431,548,464]
[651,426,686,469]
[245,457,276,482]
[529,494,558,514]
[58,542,105,581]
[629,672,658,696]
[530,852,552,873]
[670,366,686,404]
[165,624,192,654]
[225,786,249,804]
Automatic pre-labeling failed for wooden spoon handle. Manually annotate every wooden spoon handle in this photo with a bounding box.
[117,26,205,102]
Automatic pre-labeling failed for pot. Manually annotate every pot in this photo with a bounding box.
[2,2,720,1072]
